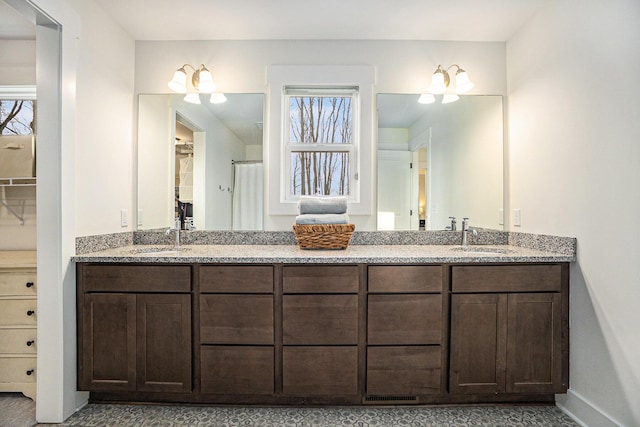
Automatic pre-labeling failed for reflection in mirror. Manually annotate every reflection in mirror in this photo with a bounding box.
[137,93,264,231]
[377,94,503,231]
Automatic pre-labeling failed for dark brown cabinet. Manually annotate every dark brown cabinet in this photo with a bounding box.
[199,265,275,395]
[76,261,568,405]
[366,265,445,397]
[78,265,192,393]
[449,264,568,395]
[282,265,360,397]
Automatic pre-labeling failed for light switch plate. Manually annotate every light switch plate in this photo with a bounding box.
[120,209,128,227]
[513,208,522,227]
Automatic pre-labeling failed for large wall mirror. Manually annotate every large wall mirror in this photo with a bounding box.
[137,93,264,231]
[377,94,504,231]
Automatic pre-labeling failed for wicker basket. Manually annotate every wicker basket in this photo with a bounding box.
[292,223,355,249]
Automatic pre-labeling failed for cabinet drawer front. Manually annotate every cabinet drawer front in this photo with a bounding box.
[0,357,36,383]
[82,265,191,292]
[201,346,274,395]
[200,295,274,344]
[283,295,358,345]
[283,266,359,293]
[0,299,37,326]
[367,346,441,395]
[0,271,37,296]
[0,329,37,354]
[451,265,562,293]
[368,294,442,345]
[283,346,358,395]
[200,266,273,293]
[368,266,442,293]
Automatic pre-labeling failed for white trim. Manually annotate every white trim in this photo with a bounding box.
[265,65,375,222]
[0,85,37,99]
[556,389,625,427]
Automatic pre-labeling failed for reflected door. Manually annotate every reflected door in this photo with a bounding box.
[377,151,411,230]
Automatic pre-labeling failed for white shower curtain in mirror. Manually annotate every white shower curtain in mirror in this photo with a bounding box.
[232,162,263,230]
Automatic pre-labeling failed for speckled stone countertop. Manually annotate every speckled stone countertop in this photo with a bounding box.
[72,244,574,264]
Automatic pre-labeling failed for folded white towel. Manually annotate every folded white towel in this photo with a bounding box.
[295,213,350,225]
[298,196,348,215]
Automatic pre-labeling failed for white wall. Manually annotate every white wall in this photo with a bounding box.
[0,39,35,84]
[134,40,506,230]
[507,0,640,425]
[67,0,135,237]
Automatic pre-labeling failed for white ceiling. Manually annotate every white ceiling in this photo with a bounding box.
[0,0,548,42]
[93,0,548,42]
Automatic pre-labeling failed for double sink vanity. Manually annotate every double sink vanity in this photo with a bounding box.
[73,231,574,406]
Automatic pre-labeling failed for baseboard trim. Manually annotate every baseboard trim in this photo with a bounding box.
[556,389,623,427]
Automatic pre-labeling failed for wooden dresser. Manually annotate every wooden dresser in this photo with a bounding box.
[0,251,37,400]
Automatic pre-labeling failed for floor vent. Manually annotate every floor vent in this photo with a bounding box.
[363,395,418,404]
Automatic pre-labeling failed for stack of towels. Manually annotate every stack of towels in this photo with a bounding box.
[295,196,349,225]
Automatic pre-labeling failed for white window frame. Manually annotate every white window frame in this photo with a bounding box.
[283,86,359,202]
[265,65,376,220]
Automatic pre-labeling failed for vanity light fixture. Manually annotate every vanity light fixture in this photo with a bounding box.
[419,64,474,104]
[167,64,226,104]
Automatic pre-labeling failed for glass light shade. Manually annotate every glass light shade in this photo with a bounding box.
[442,94,459,104]
[168,69,187,93]
[428,71,447,94]
[184,93,201,104]
[209,92,227,104]
[455,70,474,94]
[418,93,436,104]
[196,69,216,93]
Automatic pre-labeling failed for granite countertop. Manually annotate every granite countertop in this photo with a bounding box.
[72,244,575,264]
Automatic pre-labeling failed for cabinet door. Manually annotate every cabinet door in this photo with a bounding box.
[506,293,563,393]
[450,294,507,394]
[137,294,192,393]
[80,294,136,391]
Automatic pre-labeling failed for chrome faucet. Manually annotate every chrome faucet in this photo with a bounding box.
[166,218,181,249]
[448,216,457,231]
[461,217,478,246]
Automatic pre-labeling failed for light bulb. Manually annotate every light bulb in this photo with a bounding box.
[428,67,447,94]
[455,69,474,94]
[196,67,216,93]
[168,68,187,93]
[418,94,435,104]
[184,93,201,104]
[442,94,459,104]
[209,92,227,104]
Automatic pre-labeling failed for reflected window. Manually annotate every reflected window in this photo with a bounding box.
[284,87,358,199]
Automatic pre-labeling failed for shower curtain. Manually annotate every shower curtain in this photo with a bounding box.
[232,162,263,230]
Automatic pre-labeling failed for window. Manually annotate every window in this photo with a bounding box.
[0,99,35,135]
[284,87,358,201]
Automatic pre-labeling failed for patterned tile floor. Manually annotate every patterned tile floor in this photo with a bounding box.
[30,403,579,427]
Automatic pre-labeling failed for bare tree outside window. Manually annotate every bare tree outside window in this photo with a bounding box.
[0,100,35,135]
[289,96,352,196]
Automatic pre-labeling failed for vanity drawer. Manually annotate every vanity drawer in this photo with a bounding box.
[283,346,358,395]
[200,265,273,293]
[201,346,274,395]
[283,295,358,345]
[368,294,442,345]
[0,299,37,326]
[368,265,442,293]
[0,271,37,296]
[200,294,274,344]
[0,356,36,383]
[0,329,37,354]
[451,265,562,293]
[81,265,191,293]
[367,346,441,395]
[283,265,359,293]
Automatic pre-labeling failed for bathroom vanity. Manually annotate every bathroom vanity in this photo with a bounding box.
[75,243,571,406]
